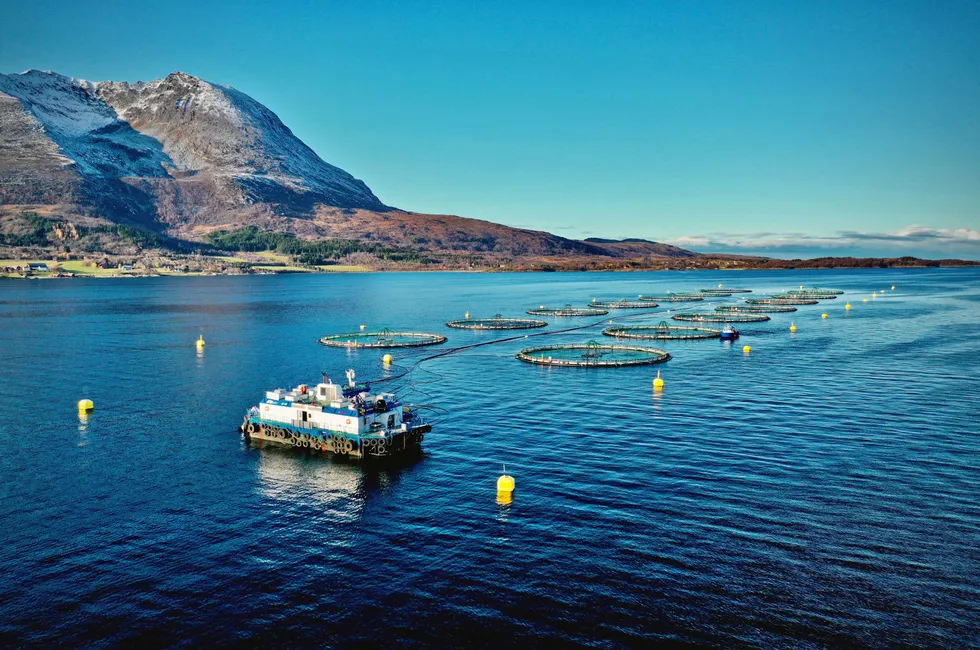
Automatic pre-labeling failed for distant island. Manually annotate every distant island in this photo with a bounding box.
[1,70,976,278]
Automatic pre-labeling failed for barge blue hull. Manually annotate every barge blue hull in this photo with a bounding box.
[240,416,429,458]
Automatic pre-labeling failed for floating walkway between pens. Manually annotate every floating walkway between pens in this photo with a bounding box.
[446,315,548,330]
[319,328,448,348]
[516,341,671,367]
[672,312,771,323]
[527,304,609,316]
[603,320,721,340]
[638,294,704,302]
[745,297,819,306]
[590,299,660,309]
[715,304,798,314]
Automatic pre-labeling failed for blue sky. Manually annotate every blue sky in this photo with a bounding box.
[1,0,978,258]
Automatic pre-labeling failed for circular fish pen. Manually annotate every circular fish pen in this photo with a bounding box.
[715,304,798,314]
[590,298,660,309]
[319,328,448,348]
[527,304,609,317]
[603,320,721,340]
[701,288,752,294]
[638,294,704,302]
[516,340,671,367]
[446,314,548,330]
[745,297,819,306]
[787,288,844,297]
[695,290,733,297]
[672,312,771,323]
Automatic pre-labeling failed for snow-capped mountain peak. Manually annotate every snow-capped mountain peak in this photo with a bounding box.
[0,69,385,218]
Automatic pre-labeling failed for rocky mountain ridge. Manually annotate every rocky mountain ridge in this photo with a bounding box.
[0,70,384,224]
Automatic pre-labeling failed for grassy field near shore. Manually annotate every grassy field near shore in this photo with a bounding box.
[1,259,141,277]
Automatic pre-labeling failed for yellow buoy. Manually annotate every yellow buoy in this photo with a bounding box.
[78,399,94,412]
[743,345,751,353]
[359,324,366,330]
[873,292,877,298]
[718,284,723,288]
[196,335,205,348]
[465,312,470,318]
[382,353,393,364]
[891,285,895,290]
[497,465,515,501]
[845,303,852,310]
[789,323,797,332]
[822,313,828,319]
[800,285,805,290]
[540,305,545,309]
[653,370,664,391]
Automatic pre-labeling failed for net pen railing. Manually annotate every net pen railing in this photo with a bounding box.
[516,341,671,367]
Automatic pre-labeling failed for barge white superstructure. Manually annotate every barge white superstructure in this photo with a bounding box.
[239,370,428,458]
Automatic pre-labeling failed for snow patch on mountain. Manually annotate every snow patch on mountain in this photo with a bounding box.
[0,89,74,167]
[216,83,371,198]
[0,70,173,178]
[0,70,114,136]
[0,69,385,210]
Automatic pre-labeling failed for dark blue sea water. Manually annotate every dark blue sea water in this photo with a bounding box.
[1,269,978,648]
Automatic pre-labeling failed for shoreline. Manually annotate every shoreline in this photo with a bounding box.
[3,261,976,280]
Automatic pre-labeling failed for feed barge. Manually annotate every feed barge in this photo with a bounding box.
[239,370,429,458]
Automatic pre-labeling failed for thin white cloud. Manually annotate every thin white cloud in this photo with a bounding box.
[891,226,980,241]
[669,225,980,259]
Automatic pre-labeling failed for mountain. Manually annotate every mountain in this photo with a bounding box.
[0,69,695,262]
[0,70,384,223]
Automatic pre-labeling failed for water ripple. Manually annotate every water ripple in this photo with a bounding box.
[0,269,978,647]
